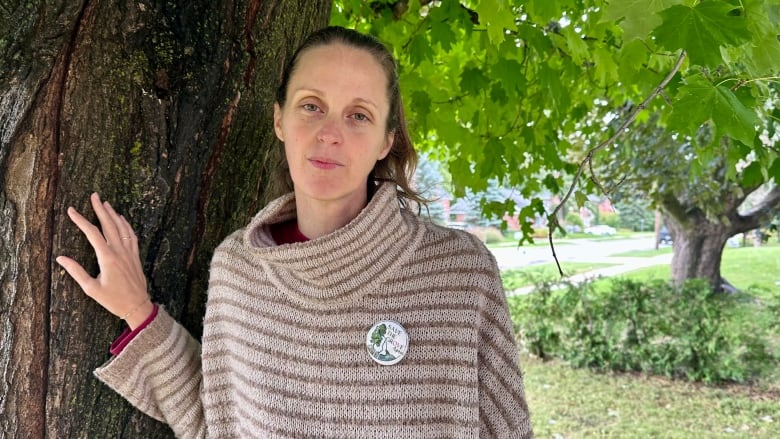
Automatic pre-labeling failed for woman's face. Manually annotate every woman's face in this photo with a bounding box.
[273,43,394,210]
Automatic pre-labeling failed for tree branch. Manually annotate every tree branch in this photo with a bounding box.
[733,184,780,232]
[546,50,687,276]
[660,193,694,227]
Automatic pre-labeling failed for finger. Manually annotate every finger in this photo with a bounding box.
[55,256,97,294]
[118,214,140,253]
[66,207,110,254]
[117,214,145,277]
[90,193,121,244]
[102,201,131,246]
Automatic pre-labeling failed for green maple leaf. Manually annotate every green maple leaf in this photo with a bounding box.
[408,34,435,66]
[593,47,619,86]
[542,174,560,193]
[410,90,431,132]
[539,64,570,117]
[652,1,753,66]
[480,137,505,179]
[617,39,649,82]
[748,33,780,75]
[741,0,780,74]
[769,158,780,183]
[525,0,576,22]
[490,58,526,96]
[460,65,489,95]
[601,0,681,41]
[741,161,764,187]
[575,191,588,209]
[562,27,589,65]
[490,82,508,104]
[449,156,474,197]
[475,0,517,44]
[429,19,457,51]
[668,75,758,146]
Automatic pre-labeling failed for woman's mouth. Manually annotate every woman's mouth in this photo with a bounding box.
[309,158,341,170]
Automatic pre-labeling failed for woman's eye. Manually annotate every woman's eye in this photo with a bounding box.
[352,112,369,122]
[302,103,319,112]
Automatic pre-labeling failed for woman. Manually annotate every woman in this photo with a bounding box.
[57,26,533,438]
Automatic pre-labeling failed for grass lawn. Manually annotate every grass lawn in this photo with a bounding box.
[514,242,780,437]
[487,240,573,249]
[501,262,614,290]
[611,246,675,258]
[522,353,780,438]
[618,245,780,297]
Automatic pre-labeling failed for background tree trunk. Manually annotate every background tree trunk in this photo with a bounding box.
[0,1,331,437]
[667,218,729,291]
[663,183,780,293]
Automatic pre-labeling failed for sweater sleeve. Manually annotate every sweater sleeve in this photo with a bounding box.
[94,307,207,439]
[475,246,534,438]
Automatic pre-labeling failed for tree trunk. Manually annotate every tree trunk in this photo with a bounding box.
[0,1,331,437]
[667,217,730,292]
[663,183,780,293]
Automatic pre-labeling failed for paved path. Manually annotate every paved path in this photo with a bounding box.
[505,252,674,295]
[487,237,674,296]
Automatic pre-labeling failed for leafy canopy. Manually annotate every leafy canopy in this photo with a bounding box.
[331,0,780,242]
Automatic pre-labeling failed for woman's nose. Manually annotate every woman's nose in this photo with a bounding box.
[316,117,343,145]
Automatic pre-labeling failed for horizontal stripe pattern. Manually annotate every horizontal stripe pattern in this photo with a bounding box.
[95,183,532,438]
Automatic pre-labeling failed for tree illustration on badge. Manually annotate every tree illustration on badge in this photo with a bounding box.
[369,323,396,362]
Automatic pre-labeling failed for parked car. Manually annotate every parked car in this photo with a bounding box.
[445,221,468,230]
[658,226,673,245]
[584,225,616,236]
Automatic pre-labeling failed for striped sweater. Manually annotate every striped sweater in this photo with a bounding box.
[94,183,533,438]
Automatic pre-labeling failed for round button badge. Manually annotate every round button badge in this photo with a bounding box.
[366,320,409,366]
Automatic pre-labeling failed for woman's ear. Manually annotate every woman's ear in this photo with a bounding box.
[379,130,394,160]
[273,102,284,142]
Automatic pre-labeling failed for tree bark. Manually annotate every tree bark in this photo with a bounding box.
[664,183,780,292]
[667,218,730,291]
[0,1,331,437]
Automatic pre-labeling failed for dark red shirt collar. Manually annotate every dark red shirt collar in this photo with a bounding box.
[270,219,310,244]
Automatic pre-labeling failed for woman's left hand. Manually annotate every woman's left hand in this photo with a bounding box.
[56,193,152,329]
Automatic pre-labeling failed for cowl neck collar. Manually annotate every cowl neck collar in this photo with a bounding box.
[243,182,425,306]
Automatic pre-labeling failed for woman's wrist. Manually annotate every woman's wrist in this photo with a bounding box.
[123,300,155,330]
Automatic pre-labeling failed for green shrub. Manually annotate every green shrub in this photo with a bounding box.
[508,277,778,383]
[599,212,620,228]
[564,212,584,228]
[532,227,548,238]
[484,227,505,244]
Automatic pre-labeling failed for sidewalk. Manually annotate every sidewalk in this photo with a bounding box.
[507,252,674,296]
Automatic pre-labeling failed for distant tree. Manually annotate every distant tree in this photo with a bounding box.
[414,154,448,223]
[769,212,780,242]
[599,211,621,229]
[615,200,655,232]
[454,179,537,231]
[597,116,780,291]
[564,211,584,230]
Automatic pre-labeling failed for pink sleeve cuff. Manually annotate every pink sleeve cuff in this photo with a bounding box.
[109,304,159,356]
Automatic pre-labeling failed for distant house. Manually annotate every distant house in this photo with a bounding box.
[598,198,615,214]
[446,198,471,223]
[579,196,615,227]
[440,189,555,232]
